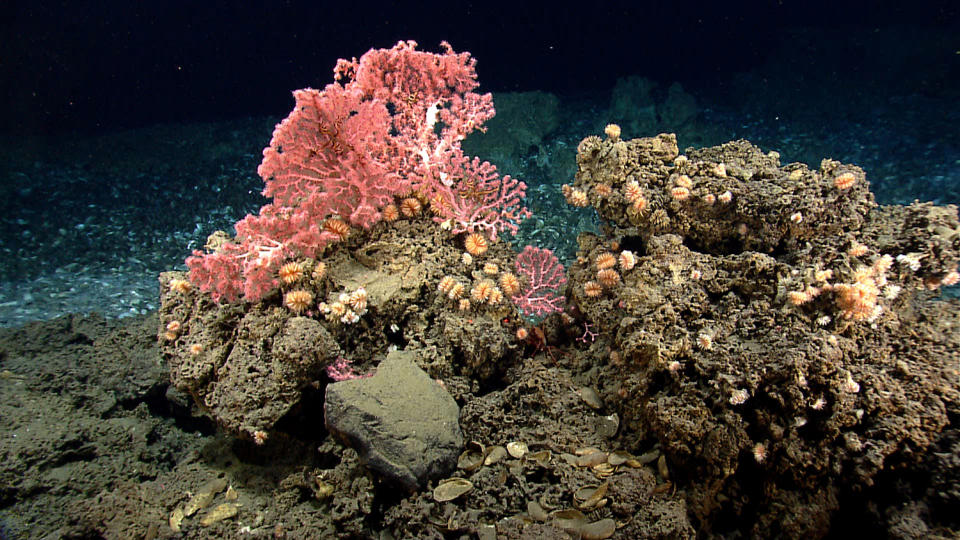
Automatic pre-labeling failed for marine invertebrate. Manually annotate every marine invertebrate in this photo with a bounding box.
[464,232,488,256]
[169,278,192,294]
[323,218,351,241]
[596,268,621,288]
[511,246,567,317]
[618,250,636,271]
[729,388,749,406]
[253,430,269,445]
[312,261,327,281]
[164,320,181,341]
[382,203,400,221]
[438,276,457,294]
[630,197,648,214]
[671,186,690,201]
[346,287,367,312]
[593,183,612,198]
[284,290,314,313]
[321,301,348,321]
[566,188,589,207]
[752,442,767,463]
[828,256,893,321]
[583,281,603,297]
[278,261,305,284]
[594,252,617,270]
[400,197,422,217]
[834,171,857,190]
[471,280,496,303]
[604,123,621,142]
[187,41,524,302]
[623,179,644,204]
[499,272,521,296]
[848,240,869,257]
[447,282,465,300]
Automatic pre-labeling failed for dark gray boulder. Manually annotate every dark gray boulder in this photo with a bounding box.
[324,349,463,490]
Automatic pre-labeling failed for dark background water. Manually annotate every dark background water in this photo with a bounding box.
[2,0,957,135]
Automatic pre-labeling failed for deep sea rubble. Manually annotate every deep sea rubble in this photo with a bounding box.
[564,130,960,537]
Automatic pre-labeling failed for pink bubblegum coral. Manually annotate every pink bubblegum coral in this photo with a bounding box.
[187,41,529,303]
[429,151,531,240]
[340,40,529,239]
[511,246,567,317]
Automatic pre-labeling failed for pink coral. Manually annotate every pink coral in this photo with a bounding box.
[341,40,529,239]
[187,41,530,303]
[430,152,531,240]
[257,83,405,229]
[511,246,567,317]
[326,356,371,381]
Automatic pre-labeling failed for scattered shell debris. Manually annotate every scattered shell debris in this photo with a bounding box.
[441,438,667,539]
[168,477,235,532]
[547,509,617,539]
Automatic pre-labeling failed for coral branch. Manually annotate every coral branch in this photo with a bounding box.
[511,246,567,317]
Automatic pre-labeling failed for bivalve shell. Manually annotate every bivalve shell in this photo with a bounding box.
[635,449,660,465]
[549,509,588,536]
[506,441,528,459]
[579,387,604,409]
[169,508,184,533]
[576,451,608,468]
[527,450,552,467]
[591,462,615,477]
[608,450,632,466]
[574,482,609,511]
[433,478,473,502]
[184,478,227,517]
[581,518,617,539]
[200,503,238,526]
[595,413,619,438]
[527,500,548,522]
[458,449,485,471]
[484,445,507,466]
[657,454,670,480]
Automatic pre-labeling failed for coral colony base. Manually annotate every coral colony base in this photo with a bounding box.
[156,42,959,537]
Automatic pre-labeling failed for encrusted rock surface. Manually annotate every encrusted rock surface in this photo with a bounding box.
[565,131,960,537]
